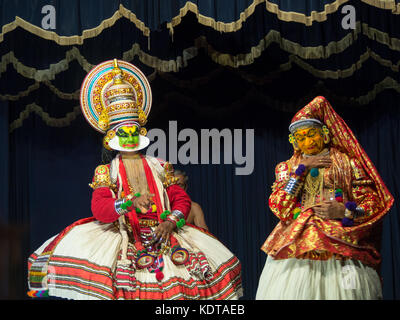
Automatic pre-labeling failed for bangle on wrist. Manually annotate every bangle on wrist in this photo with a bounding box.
[284,176,303,196]
[160,209,186,229]
[171,210,186,228]
[284,164,306,196]
[166,214,179,223]
[171,210,185,220]
[115,198,132,216]
[166,214,186,229]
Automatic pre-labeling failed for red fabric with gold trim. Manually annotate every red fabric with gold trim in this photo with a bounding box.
[262,96,394,270]
[90,155,192,253]
[290,96,393,209]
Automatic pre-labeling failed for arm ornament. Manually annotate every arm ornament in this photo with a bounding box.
[283,164,306,197]
[171,210,185,220]
[114,198,132,216]
[160,209,186,228]
[89,165,116,190]
[284,177,303,196]
[163,162,179,188]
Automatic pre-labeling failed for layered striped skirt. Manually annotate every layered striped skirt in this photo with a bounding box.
[27,218,242,300]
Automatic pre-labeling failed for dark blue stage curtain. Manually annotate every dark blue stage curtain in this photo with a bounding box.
[0,101,8,224]
[0,0,400,300]
[4,90,400,300]
[0,101,9,299]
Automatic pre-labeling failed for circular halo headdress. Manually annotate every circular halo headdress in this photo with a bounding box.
[80,59,152,152]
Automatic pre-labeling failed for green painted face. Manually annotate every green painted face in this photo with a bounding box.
[116,126,140,149]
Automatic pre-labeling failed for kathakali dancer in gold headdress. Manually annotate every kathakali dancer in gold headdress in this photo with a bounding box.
[27,59,242,300]
[256,96,393,300]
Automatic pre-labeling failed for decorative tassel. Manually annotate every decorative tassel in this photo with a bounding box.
[176,219,186,229]
[295,164,306,176]
[345,201,357,211]
[341,217,354,227]
[160,210,171,220]
[155,270,164,282]
[168,23,174,42]
[27,290,49,298]
[310,168,319,177]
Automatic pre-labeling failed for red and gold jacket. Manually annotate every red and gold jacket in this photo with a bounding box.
[261,96,394,270]
[261,148,387,270]
[89,154,191,230]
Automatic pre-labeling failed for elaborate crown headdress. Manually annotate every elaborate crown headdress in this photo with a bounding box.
[80,59,152,151]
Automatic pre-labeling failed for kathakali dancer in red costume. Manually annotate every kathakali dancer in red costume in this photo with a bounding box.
[27,59,242,300]
[256,96,393,300]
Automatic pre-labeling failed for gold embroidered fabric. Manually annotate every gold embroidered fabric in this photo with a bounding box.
[262,96,393,269]
[297,250,350,261]
[138,219,159,227]
[163,162,179,188]
[89,165,114,190]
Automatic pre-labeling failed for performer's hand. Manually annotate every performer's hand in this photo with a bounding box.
[153,221,175,244]
[313,200,345,220]
[301,155,331,170]
[133,193,155,213]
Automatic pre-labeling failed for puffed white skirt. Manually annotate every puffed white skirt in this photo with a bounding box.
[28,218,242,300]
[256,255,382,300]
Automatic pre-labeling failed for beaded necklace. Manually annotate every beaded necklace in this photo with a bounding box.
[303,167,324,207]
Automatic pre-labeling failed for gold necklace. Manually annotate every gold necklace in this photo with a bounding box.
[303,168,324,207]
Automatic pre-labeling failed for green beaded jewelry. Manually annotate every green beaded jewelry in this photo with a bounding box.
[120,200,133,210]
[160,210,171,220]
[176,219,186,229]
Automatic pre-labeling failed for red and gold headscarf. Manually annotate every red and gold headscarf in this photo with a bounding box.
[262,96,393,268]
[290,96,393,222]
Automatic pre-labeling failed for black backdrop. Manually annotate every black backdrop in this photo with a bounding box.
[0,0,399,300]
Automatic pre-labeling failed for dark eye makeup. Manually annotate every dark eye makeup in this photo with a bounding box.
[116,129,129,137]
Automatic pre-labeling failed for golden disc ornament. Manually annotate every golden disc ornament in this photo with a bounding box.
[80,59,152,133]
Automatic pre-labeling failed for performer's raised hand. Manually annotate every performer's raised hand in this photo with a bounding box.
[300,155,331,170]
[133,193,155,213]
